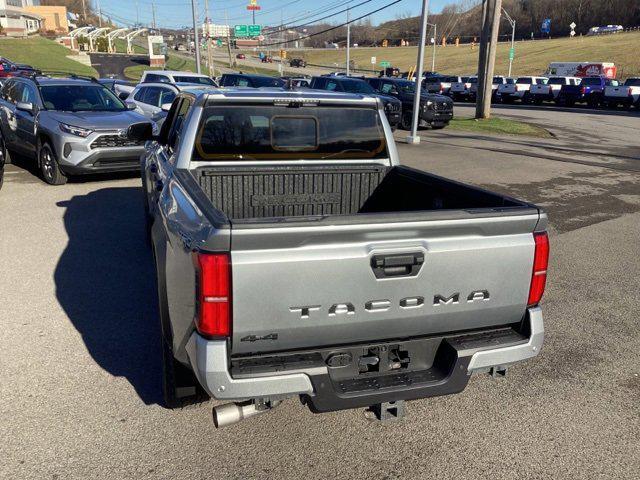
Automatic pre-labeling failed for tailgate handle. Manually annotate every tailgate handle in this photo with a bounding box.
[371,252,424,279]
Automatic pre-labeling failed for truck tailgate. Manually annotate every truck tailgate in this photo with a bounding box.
[229,211,540,355]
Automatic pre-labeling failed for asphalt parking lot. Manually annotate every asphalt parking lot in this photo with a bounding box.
[1,106,639,479]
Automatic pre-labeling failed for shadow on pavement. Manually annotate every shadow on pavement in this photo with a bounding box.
[55,187,163,405]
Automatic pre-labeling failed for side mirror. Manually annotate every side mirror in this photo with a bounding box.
[16,101,35,114]
[161,102,172,112]
[125,101,137,110]
[127,122,155,142]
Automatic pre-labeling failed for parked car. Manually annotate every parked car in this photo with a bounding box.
[130,88,549,427]
[602,78,640,109]
[556,76,618,107]
[449,76,476,101]
[0,75,149,185]
[126,82,213,118]
[98,78,136,100]
[140,70,218,86]
[468,76,512,102]
[261,56,273,63]
[218,73,286,88]
[324,71,348,77]
[423,75,463,96]
[289,58,307,68]
[496,76,548,103]
[0,59,36,79]
[366,77,453,130]
[236,53,246,60]
[283,77,311,88]
[309,75,402,129]
[529,76,581,104]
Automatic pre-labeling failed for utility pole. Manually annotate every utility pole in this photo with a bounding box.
[407,0,429,145]
[152,2,157,30]
[97,0,102,27]
[225,9,233,68]
[432,23,436,72]
[502,7,516,77]
[476,0,502,119]
[346,7,350,75]
[81,0,87,25]
[205,0,214,77]
[191,0,202,73]
[136,1,140,28]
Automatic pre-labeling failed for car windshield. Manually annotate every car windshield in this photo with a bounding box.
[40,85,126,111]
[173,76,216,86]
[339,79,375,94]
[193,105,387,161]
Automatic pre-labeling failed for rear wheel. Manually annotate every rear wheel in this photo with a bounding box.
[39,142,67,185]
[400,111,413,130]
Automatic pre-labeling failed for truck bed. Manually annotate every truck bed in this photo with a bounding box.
[194,165,525,222]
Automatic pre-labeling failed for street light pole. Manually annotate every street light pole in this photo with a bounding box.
[502,8,516,77]
[191,0,202,73]
[346,7,350,75]
[406,0,430,145]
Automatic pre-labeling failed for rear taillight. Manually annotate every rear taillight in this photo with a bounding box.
[527,232,549,307]
[628,87,633,95]
[581,86,587,94]
[194,252,231,338]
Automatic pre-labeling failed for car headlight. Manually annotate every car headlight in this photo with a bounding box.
[59,123,93,138]
[426,100,433,106]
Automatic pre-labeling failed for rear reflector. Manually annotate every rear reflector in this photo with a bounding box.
[195,252,231,338]
[528,232,549,307]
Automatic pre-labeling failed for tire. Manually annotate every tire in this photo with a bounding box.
[400,111,413,130]
[39,141,67,185]
[522,93,531,104]
[0,135,12,165]
[533,98,543,106]
[153,248,209,409]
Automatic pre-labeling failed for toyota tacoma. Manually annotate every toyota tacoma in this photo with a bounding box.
[132,88,549,427]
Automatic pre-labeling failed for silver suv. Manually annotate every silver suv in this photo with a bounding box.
[0,75,149,185]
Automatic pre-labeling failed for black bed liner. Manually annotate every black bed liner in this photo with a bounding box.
[194,164,526,221]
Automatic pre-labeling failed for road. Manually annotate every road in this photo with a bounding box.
[1,107,638,479]
[89,54,148,79]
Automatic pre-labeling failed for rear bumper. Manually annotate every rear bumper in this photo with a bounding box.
[187,307,544,407]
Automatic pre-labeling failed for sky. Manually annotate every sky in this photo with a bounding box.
[98,0,451,31]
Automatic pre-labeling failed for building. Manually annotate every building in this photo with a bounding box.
[24,5,68,33]
[0,0,43,37]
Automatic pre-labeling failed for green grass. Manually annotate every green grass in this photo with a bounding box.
[112,38,147,55]
[0,36,97,77]
[289,31,640,78]
[448,117,552,137]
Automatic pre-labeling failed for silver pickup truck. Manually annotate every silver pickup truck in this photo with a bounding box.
[130,88,549,427]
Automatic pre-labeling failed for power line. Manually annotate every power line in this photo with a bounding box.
[259,0,406,47]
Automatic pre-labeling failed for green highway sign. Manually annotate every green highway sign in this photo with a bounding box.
[234,25,249,37]
[509,47,515,60]
[380,61,391,67]
[248,24,262,36]
[217,38,223,47]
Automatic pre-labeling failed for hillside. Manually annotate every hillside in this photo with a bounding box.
[0,37,97,77]
[292,31,640,78]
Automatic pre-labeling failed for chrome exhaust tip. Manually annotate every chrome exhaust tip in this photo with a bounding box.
[212,400,280,428]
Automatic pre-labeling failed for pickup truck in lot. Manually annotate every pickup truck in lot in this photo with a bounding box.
[132,88,549,427]
[529,76,581,104]
[556,76,618,107]
[496,76,548,103]
[602,78,640,109]
[449,76,475,101]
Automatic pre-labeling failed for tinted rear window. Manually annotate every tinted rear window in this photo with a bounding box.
[624,78,640,86]
[252,77,286,88]
[516,78,532,84]
[581,77,602,86]
[193,105,387,161]
[548,77,566,85]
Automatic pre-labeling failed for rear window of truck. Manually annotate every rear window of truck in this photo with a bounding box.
[192,105,388,160]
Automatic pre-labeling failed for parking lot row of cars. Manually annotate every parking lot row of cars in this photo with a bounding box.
[426,73,640,109]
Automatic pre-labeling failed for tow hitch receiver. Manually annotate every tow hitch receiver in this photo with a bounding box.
[367,401,405,422]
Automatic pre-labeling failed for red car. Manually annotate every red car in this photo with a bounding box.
[261,56,273,63]
[0,59,36,78]
[236,53,246,60]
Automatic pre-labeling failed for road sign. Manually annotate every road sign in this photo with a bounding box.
[248,24,261,36]
[509,47,515,60]
[570,30,576,37]
[380,61,391,67]
[569,22,576,30]
[541,18,551,34]
[234,25,248,37]
[370,56,376,65]
[216,38,223,47]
